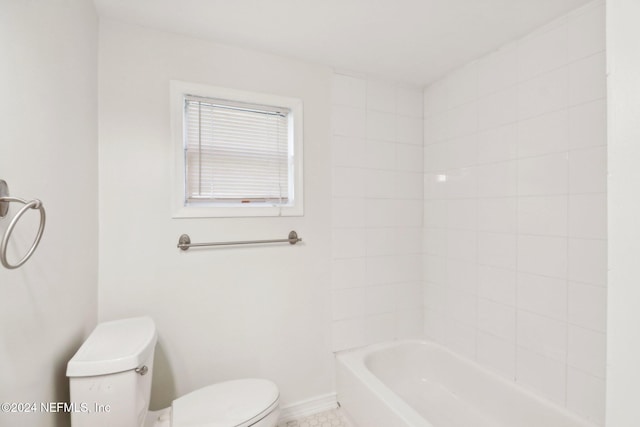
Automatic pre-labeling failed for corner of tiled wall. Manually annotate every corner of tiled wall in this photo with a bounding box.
[330,71,424,353]
[422,0,606,425]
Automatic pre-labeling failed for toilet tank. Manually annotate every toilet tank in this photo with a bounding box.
[66,317,158,427]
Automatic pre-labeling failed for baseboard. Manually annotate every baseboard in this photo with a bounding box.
[278,392,338,422]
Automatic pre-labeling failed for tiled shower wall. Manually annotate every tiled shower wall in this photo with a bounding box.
[330,73,424,352]
[423,1,606,425]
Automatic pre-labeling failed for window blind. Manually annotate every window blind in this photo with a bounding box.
[184,95,291,205]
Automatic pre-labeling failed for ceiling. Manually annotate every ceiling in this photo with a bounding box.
[93,0,593,86]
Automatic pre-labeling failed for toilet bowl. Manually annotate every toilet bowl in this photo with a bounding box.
[66,317,280,427]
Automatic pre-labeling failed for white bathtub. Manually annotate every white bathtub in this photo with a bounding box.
[336,340,598,427]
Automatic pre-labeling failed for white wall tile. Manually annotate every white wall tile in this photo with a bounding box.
[477,160,518,197]
[517,310,567,362]
[366,79,396,113]
[395,200,424,227]
[396,309,424,338]
[568,193,607,239]
[423,142,448,172]
[517,346,567,405]
[477,332,516,379]
[566,367,606,425]
[424,112,449,144]
[478,197,517,233]
[367,110,397,142]
[332,288,365,321]
[397,116,423,145]
[396,227,423,255]
[420,5,606,421]
[365,228,397,257]
[424,255,447,285]
[447,199,478,230]
[568,52,606,106]
[442,318,478,360]
[333,166,366,198]
[396,282,424,310]
[332,136,367,168]
[424,227,447,257]
[477,124,518,164]
[477,42,518,97]
[478,86,518,130]
[332,105,366,137]
[568,238,607,286]
[569,146,607,194]
[568,282,607,332]
[332,74,366,108]
[518,67,568,120]
[332,197,365,228]
[517,196,568,237]
[332,258,366,290]
[478,298,516,341]
[567,325,606,377]
[446,259,478,293]
[447,134,478,169]
[478,266,517,306]
[443,168,478,199]
[568,99,607,150]
[365,284,397,315]
[518,152,568,196]
[568,3,605,61]
[396,86,423,118]
[366,169,396,199]
[397,143,423,172]
[396,253,422,283]
[366,140,396,170]
[517,109,569,158]
[478,232,517,269]
[332,228,366,259]
[424,199,447,228]
[424,81,448,117]
[518,22,568,82]
[365,255,399,286]
[448,101,478,138]
[332,318,365,352]
[364,312,396,344]
[364,199,396,227]
[446,229,478,262]
[517,273,567,321]
[445,62,478,109]
[517,235,567,278]
[396,172,424,200]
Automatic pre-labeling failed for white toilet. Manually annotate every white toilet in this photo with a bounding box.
[66,316,280,427]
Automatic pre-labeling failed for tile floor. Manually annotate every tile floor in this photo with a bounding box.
[277,408,353,427]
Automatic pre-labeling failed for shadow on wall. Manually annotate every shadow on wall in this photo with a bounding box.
[55,331,89,427]
[150,342,176,410]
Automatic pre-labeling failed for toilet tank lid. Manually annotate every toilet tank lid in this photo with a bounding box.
[66,316,158,377]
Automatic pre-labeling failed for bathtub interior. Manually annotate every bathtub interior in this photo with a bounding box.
[338,340,598,427]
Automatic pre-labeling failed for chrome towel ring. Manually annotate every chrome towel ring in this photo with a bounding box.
[0,180,46,269]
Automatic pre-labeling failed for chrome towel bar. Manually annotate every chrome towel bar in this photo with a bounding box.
[0,180,46,269]
[177,230,301,251]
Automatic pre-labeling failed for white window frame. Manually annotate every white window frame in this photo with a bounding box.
[170,80,304,218]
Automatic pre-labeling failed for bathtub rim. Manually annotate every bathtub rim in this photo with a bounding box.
[336,338,599,427]
[336,339,434,427]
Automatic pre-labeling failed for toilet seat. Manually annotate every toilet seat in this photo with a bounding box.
[171,379,279,427]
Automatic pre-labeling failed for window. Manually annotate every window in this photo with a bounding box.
[171,81,303,217]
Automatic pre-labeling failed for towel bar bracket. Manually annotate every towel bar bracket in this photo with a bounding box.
[0,180,8,218]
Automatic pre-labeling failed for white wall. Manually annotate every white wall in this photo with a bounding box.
[98,20,334,408]
[422,1,606,424]
[0,1,98,426]
[330,73,424,351]
[606,0,640,425]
